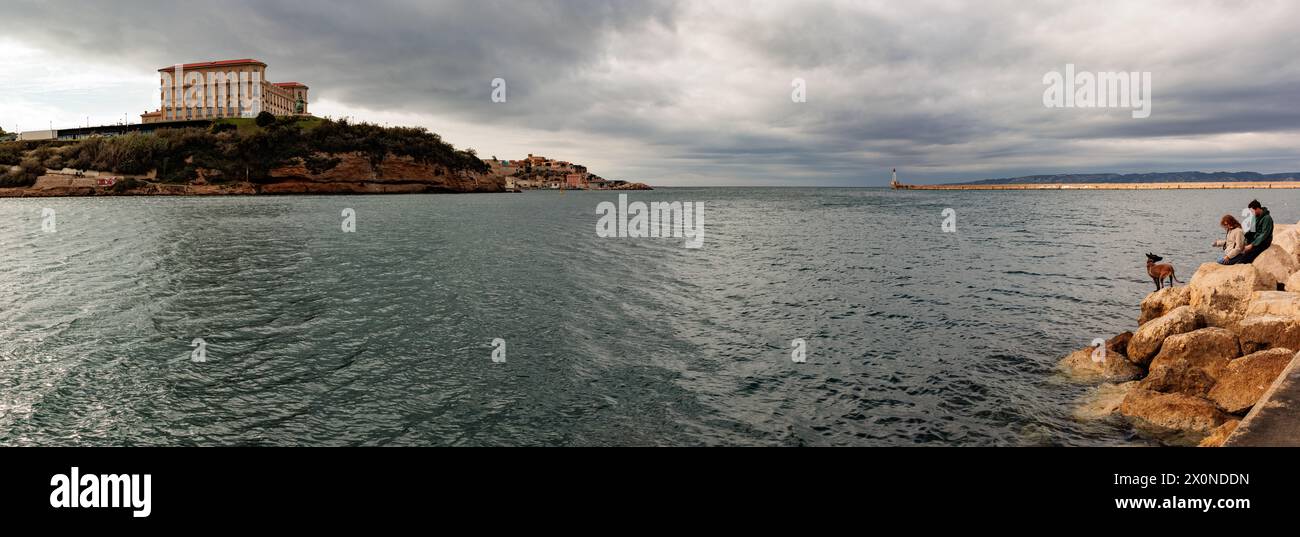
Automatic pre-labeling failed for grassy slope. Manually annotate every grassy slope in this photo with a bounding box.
[211,116,325,135]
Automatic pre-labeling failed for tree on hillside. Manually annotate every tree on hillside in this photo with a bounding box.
[255,111,276,128]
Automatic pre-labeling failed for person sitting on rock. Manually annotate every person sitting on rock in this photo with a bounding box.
[1213,214,1246,265]
[1236,199,1273,264]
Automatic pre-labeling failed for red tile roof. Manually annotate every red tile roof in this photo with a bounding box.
[273,82,308,88]
[158,59,267,72]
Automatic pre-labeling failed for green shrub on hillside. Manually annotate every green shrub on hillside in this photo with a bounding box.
[37,118,489,183]
[0,173,34,188]
[64,133,170,176]
[306,118,486,172]
[210,122,237,135]
[0,154,45,187]
[0,143,23,166]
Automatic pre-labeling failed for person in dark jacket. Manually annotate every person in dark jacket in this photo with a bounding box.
[1233,199,1273,264]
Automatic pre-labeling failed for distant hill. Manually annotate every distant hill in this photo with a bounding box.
[960,171,1300,185]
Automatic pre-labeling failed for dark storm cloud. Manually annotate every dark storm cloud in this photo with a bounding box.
[5,0,678,111]
[4,0,1299,185]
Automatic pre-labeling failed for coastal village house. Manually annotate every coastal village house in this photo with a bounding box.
[141,59,310,123]
[487,154,627,191]
[486,158,519,176]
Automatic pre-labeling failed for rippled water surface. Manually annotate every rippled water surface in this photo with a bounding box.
[2,188,1296,445]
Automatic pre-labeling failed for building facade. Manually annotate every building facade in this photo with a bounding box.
[142,59,310,123]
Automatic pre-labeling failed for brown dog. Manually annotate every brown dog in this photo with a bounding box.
[1146,253,1181,290]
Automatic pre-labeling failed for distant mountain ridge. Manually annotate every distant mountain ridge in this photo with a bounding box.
[961,171,1300,185]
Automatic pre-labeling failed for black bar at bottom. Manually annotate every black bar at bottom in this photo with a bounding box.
[1,447,1289,527]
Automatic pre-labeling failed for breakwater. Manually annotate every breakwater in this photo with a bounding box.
[895,181,1300,190]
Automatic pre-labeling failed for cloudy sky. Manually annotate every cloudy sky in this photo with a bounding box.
[2,0,1298,185]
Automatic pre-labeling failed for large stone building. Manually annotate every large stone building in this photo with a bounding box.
[141,59,309,123]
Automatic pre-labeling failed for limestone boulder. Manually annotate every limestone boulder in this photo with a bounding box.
[1271,224,1299,260]
[1139,327,1240,396]
[1236,314,1300,354]
[1286,272,1300,292]
[1251,246,1300,290]
[1058,332,1143,382]
[1105,331,1132,358]
[1187,263,1268,326]
[1126,306,1201,366]
[1244,290,1300,319]
[1208,348,1295,414]
[1058,347,1102,379]
[1198,419,1240,447]
[1119,388,1231,445]
[1139,286,1190,325]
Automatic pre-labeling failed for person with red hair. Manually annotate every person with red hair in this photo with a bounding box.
[1214,214,1246,264]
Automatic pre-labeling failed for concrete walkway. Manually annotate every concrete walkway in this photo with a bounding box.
[1225,353,1300,446]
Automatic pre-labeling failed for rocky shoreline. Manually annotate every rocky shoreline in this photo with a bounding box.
[1060,221,1300,446]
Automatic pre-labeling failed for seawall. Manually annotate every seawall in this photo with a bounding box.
[1223,355,1300,446]
[896,181,1300,190]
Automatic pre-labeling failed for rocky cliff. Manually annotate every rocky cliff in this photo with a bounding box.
[0,151,505,197]
[1061,222,1300,446]
[267,152,504,193]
